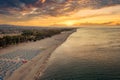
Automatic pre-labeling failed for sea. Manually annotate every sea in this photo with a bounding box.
[40,27,120,80]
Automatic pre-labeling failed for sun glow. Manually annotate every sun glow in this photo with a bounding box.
[64,21,75,26]
[0,5,120,27]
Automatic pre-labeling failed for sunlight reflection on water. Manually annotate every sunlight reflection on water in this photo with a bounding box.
[40,27,120,80]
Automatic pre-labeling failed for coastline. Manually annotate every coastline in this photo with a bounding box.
[5,30,76,80]
[38,27,120,80]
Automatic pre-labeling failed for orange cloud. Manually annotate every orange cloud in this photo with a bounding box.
[0,5,120,27]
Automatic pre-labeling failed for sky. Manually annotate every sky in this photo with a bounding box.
[0,0,120,27]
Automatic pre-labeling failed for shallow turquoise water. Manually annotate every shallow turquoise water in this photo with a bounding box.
[40,27,120,80]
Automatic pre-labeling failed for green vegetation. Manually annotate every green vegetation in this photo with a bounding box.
[0,29,73,48]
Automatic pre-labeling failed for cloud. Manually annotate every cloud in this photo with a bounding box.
[0,0,120,17]
[0,0,120,26]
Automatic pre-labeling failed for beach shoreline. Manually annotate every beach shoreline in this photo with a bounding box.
[5,30,76,80]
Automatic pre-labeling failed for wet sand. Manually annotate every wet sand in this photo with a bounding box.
[1,30,75,80]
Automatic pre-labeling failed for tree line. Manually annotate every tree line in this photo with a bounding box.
[0,29,73,48]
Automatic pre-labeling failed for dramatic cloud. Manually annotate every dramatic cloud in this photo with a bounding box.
[0,0,120,16]
[0,0,120,26]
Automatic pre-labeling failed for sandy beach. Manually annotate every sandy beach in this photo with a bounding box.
[0,30,75,80]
